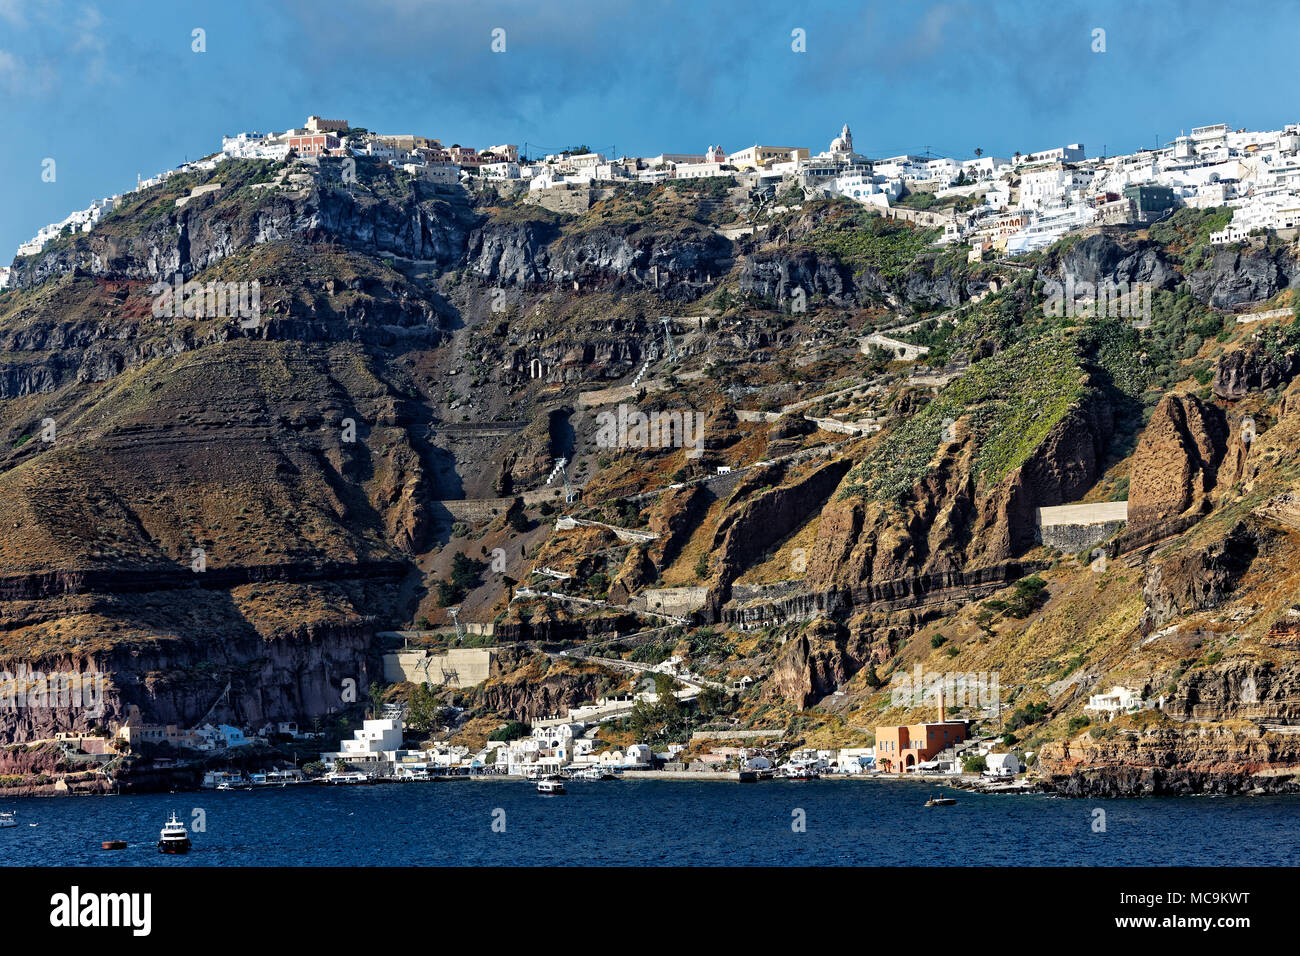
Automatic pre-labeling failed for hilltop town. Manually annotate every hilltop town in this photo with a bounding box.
[8,114,1299,284]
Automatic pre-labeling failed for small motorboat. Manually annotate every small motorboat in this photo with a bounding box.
[0,811,15,829]
[157,812,192,854]
[925,796,957,807]
[536,776,567,795]
[101,840,127,851]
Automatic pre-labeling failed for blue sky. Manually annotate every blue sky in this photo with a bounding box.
[2,0,1298,261]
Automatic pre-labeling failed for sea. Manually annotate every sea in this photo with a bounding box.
[2,777,1296,866]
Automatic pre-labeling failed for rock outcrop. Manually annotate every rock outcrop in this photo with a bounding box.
[1127,394,1227,531]
[1139,520,1263,633]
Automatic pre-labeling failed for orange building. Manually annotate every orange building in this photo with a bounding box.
[874,721,968,773]
[287,132,340,157]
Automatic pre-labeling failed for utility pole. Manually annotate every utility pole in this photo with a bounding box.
[660,316,676,361]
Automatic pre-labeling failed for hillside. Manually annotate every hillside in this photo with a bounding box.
[5,152,1300,794]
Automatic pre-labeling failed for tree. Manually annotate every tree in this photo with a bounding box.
[697,685,726,716]
[489,720,531,741]
[974,147,983,159]
[367,682,387,718]
[406,683,441,732]
[1006,576,1048,618]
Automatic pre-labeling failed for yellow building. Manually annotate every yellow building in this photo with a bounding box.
[727,145,810,169]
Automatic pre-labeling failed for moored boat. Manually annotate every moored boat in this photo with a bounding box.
[783,766,821,781]
[322,771,370,785]
[536,776,567,794]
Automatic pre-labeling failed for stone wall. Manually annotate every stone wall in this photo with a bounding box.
[382,648,494,688]
[1038,519,1126,553]
[523,185,594,214]
[631,586,710,617]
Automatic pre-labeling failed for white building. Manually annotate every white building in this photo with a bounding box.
[1084,686,1142,719]
[1019,164,1094,211]
[320,718,404,766]
[480,161,521,179]
[16,196,117,258]
[1210,192,1300,243]
[983,752,1021,777]
[623,743,653,767]
[221,131,290,160]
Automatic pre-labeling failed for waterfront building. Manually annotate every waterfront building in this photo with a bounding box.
[320,718,404,766]
[874,721,968,773]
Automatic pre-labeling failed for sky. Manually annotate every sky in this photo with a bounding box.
[2,0,1299,260]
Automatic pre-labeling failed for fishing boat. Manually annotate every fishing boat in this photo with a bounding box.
[157,812,192,854]
[0,811,15,829]
[536,776,567,794]
[925,796,957,807]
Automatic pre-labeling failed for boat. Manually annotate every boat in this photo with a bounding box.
[202,770,248,790]
[571,767,618,781]
[536,776,567,794]
[101,840,127,851]
[925,796,957,807]
[0,811,15,829]
[157,812,192,854]
[323,771,370,785]
[783,766,821,781]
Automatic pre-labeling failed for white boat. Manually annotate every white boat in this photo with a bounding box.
[536,776,567,794]
[571,767,617,781]
[0,812,16,829]
[323,771,369,785]
[157,812,191,854]
[202,770,248,790]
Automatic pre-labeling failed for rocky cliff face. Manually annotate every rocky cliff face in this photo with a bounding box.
[1213,341,1300,400]
[768,619,857,710]
[1053,232,1180,291]
[473,649,617,721]
[1189,245,1300,310]
[709,458,851,599]
[0,618,375,743]
[1127,394,1227,531]
[1139,520,1263,633]
[808,390,1113,591]
[1040,660,1300,795]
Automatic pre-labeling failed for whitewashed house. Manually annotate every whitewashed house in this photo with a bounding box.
[320,718,404,766]
[1084,686,1142,719]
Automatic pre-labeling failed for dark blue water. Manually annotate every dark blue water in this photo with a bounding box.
[1,778,1296,866]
